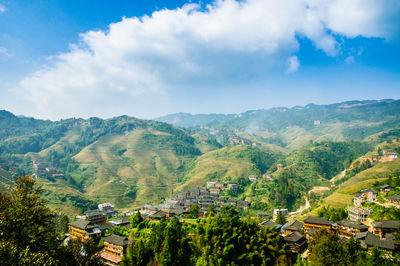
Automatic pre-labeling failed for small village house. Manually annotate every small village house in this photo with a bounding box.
[372,220,400,238]
[382,149,398,158]
[84,210,107,224]
[282,220,304,236]
[248,175,258,182]
[387,195,400,207]
[361,188,378,202]
[283,232,308,253]
[380,184,393,193]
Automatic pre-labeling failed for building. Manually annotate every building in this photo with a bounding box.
[273,209,288,220]
[259,220,282,231]
[348,206,371,222]
[371,220,400,238]
[353,193,364,207]
[100,234,129,265]
[303,217,333,234]
[206,182,217,188]
[215,182,225,189]
[98,203,116,216]
[387,195,400,207]
[84,210,107,224]
[282,220,304,236]
[109,217,131,227]
[146,210,167,220]
[380,184,393,193]
[337,220,369,238]
[257,212,270,219]
[69,220,101,241]
[209,187,221,196]
[362,233,397,255]
[283,231,308,253]
[248,175,258,182]
[237,200,249,209]
[361,188,378,202]
[263,174,273,181]
[382,149,398,158]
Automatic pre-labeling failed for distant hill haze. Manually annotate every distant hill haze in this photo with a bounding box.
[1,98,400,215]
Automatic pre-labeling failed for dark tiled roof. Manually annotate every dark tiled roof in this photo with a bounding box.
[338,220,369,230]
[259,220,281,229]
[284,220,304,231]
[387,195,400,201]
[373,220,400,229]
[284,231,306,243]
[339,237,349,244]
[364,233,395,251]
[149,210,167,219]
[98,223,115,230]
[69,219,97,230]
[356,231,371,240]
[104,234,129,246]
[84,209,106,218]
[303,217,333,226]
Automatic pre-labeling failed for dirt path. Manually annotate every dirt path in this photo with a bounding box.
[308,186,331,194]
[288,196,310,216]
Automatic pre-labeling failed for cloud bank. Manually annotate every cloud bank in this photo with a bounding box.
[15,0,400,119]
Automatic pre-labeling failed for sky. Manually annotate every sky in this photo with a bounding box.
[0,0,399,120]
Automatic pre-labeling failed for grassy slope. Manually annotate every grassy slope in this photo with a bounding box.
[293,159,400,221]
[176,146,267,191]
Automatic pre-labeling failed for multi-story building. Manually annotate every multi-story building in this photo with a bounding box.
[100,234,129,265]
[282,220,303,236]
[371,220,400,238]
[98,203,116,216]
[361,188,378,202]
[69,220,101,241]
[283,231,308,253]
[303,217,333,235]
[348,206,371,222]
[337,220,369,238]
[387,195,400,208]
[84,210,107,224]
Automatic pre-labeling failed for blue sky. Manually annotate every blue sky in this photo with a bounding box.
[0,0,399,120]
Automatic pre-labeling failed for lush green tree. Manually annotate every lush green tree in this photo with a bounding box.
[130,211,144,228]
[275,210,287,225]
[188,202,200,218]
[308,229,342,266]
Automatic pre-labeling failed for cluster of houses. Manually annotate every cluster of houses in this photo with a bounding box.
[69,203,132,265]
[350,185,400,223]
[382,149,398,159]
[32,160,64,179]
[248,173,274,183]
[260,216,400,256]
[140,184,250,220]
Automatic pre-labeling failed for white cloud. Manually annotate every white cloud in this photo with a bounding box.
[287,56,300,73]
[15,0,400,119]
[0,4,6,13]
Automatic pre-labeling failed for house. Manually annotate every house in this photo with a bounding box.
[98,203,116,216]
[147,210,167,220]
[282,220,304,236]
[273,209,288,220]
[109,217,131,227]
[209,187,221,196]
[259,220,282,231]
[257,212,270,219]
[190,189,200,197]
[177,190,190,200]
[215,182,225,189]
[199,187,208,194]
[337,220,369,238]
[263,174,273,181]
[141,205,159,215]
[353,193,364,206]
[227,182,239,192]
[362,233,397,255]
[371,220,400,238]
[276,164,283,170]
[69,220,101,241]
[84,210,107,224]
[248,175,258,182]
[348,206,371,222]
[387,195,400,207]
[361,188,378,202]
[206,182,217,188]
[283,231,308,253]
[100,234,129,265]
[303,217,333,234]
[383,149,398,158]
[380,184,393,193]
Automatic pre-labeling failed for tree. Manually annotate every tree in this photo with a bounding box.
[308,229,342,265]
[275,210,287,225]
[130,211,144,229]
[188,202,200,218]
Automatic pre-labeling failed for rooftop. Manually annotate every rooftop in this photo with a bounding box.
[337,220,369,230]
[69,219,98,230]
[259,220,281,229]
[283,220,304,231]
[364,233,395,251]
[284,231,306,243]
[104,234,129,246]
[387,195,400,201]
[303,217,333,226]
[373,220,400,229]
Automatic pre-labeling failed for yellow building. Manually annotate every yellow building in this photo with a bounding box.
[100,234,129,265]
[69,219,101,241]
[303,217,333,236]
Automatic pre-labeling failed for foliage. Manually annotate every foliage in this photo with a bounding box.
[275,210,287,225]
[317,206,347,222]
